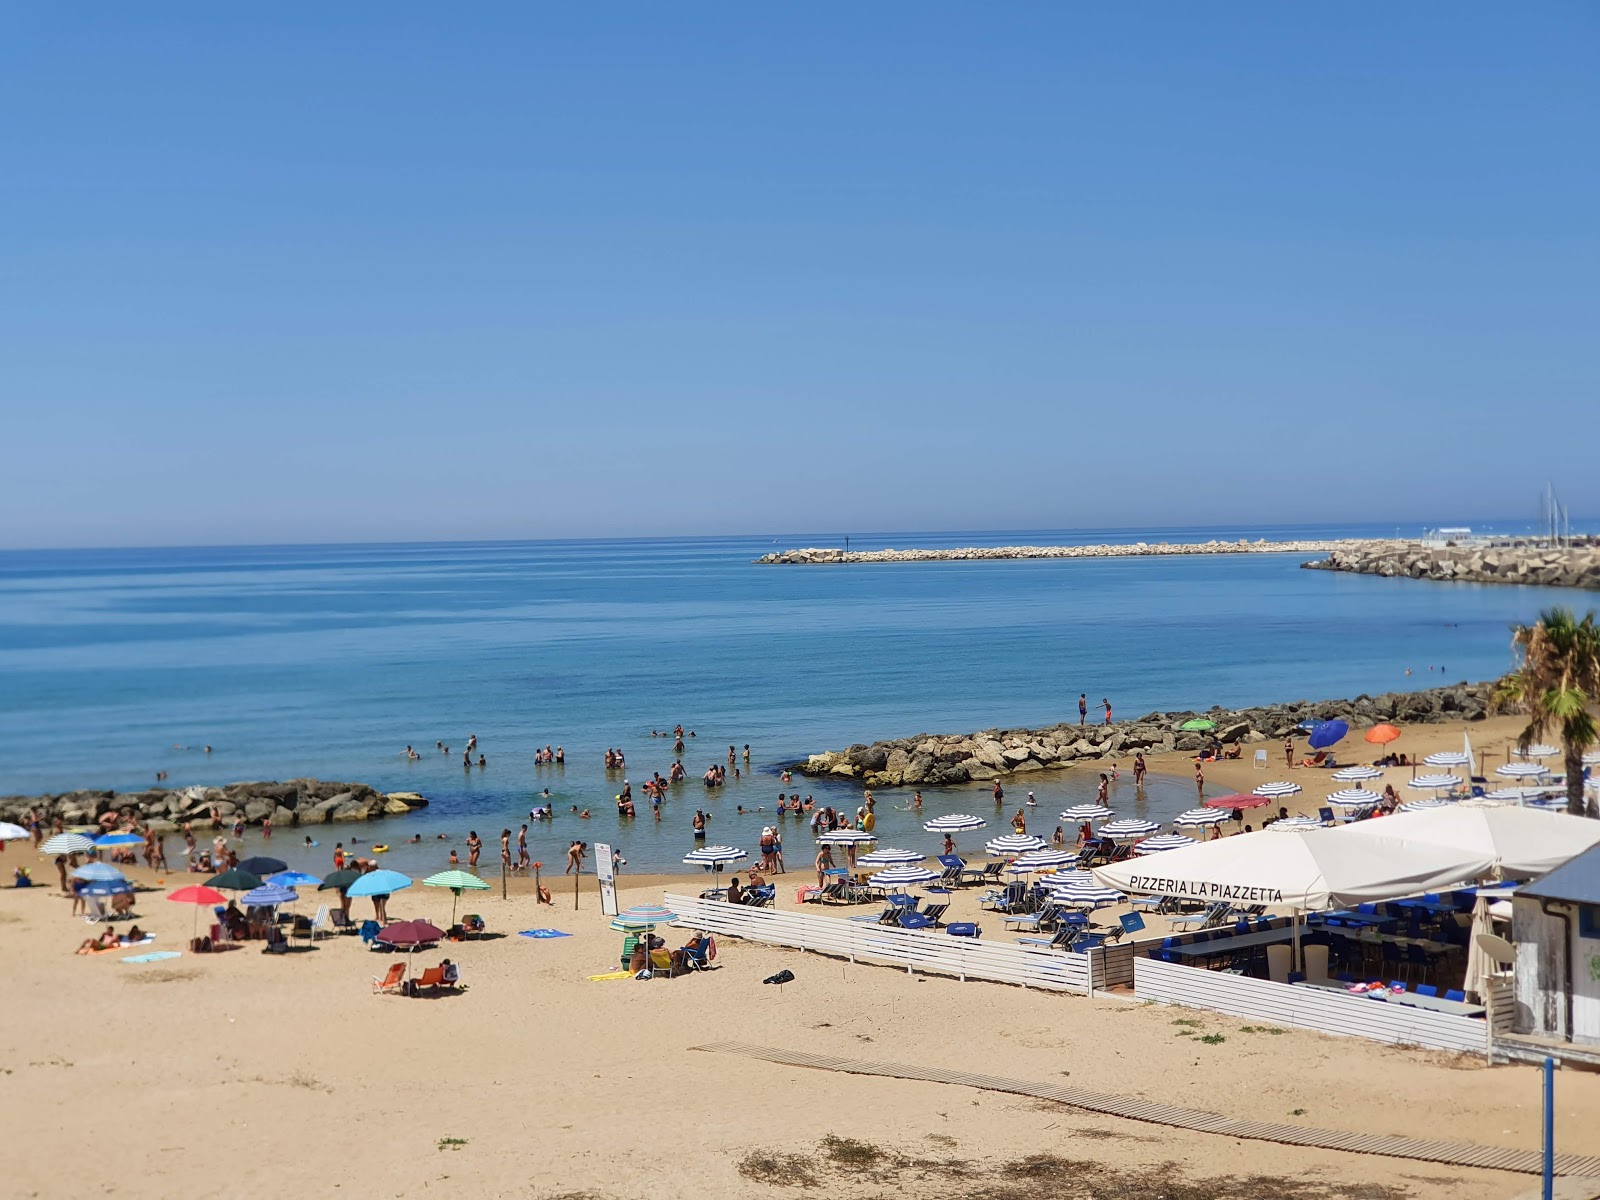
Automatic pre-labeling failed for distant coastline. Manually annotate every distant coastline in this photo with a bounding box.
[755,538,1392,565]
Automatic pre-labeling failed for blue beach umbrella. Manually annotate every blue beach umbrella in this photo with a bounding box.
[266,870,322,888]
[79,878,134,897]
[93,831,144,848]
[71,862,128,882]
[1307,720,1349,750]
[346,869,413,898]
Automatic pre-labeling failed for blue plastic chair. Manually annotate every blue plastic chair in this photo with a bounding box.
[1445,989,1466,1003]
[1416,983,1438,997]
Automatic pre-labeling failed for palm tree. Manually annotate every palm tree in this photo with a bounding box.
[1494,608,1600,817]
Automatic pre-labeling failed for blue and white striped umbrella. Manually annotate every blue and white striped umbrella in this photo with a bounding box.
[1584,752,1600,766]
[1172,807,1228,828]
[70,862,127,882]
[985,833,1046,856]
[1399,798,1453,812]
[682,844,747,867]
[1044,872,1125,908]
[266,870,323,888]
[1266,816,1324,831]
[79,878,133,897]
[240,884,297,907]
[816,829,877,846]
[1327,787,1381,808]
[1407,773,1461,791]
[1060,804,1114,822]
[1331,765,1383,783]
[868,865,940,889]
[856,847,925,867]
[1496,762,1549,779]
[40,833,96,856]
[1252,781,1303,799]
[1009,848,1075,871]
[1096,818,1159,841]
[1132,833,1197,855]
[93,831,144,848]
[923,814,986,833]
[1516,744,1560,759]
[1423,751,1472,768]
[1482,786,1558,802]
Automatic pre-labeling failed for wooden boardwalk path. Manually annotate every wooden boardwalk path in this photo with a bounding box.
[694,1040,1600,1179]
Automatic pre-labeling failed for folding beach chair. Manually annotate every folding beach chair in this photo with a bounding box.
[1253,749,1268,769]
[371,962,405,994]
[330,908,357,934]
[936,856,966,887]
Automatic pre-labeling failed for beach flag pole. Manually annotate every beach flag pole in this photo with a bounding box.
[1543,1056,1555,1200]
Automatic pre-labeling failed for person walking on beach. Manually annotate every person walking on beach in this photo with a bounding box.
[1284,736,1294,768]
[152,833,168,873]
[1079,694,1088,725]
[565,840,586,875]
[500,829,512,870]
[467,831,482,868]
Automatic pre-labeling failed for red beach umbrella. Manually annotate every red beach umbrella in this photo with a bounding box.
[1203,793,1272,810]
[167,884,228,942]
[375,920,447,988]
[1364,724,1403,745]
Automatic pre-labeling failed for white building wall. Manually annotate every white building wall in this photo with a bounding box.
[1512,897,1569,1040]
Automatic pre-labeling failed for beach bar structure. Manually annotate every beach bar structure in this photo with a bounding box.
[1509,845,1600,1064]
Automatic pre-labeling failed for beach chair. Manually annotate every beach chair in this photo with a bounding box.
[897,911,935,931]
[1003,900,1059,933]
[413,965,446,993]
[305,905,331,941]
[1016,925,1077,950]
[371,962,405,994]
[946,922,981,938]
[1168,903,1225,930]
[330,908,357,934]
[1253,749,1268,769]
[680,935,715,971]
[919,900,950,927]
[461,914,485,938]
[964,861,1003,888]
[936,855,965,887]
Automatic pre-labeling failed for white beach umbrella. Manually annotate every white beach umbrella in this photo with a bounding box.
[1408,773,1461,791]
[856,847,925,868]
[1252,781,1303,799]
[1481,786,1560,803]
[1097,818,1159,841]
[682,845,747,868]
[868,865,940,889]
[1331,766,1383,783]
[1423,751,1472,768]
[1327,788,1382,808]
[1496,762,1549,779]
[1009,848,1075,871]
[816,829,877,846]
[1132,833,1197,855]
[1583,752,1600,767]
[923,814,986,833]
[0,822,30,841]
[1043,872,1125,908]
[1060,804,1114,822]
[1399,798,1454,812]
[985,833,1046,856]
[1516,744,1560,759]
[1266,816,1324,831]
[1172,807,1229,829]
[40,833,96,856]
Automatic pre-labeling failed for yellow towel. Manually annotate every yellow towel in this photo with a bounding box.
[587,970,633,981]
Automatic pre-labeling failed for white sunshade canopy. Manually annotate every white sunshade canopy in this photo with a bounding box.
[1093,827,1495,910]
[1333,806,1600,879]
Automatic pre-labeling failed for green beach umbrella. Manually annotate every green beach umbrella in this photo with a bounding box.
[422,869,490,925]
[206,867,263,892]
[318,867,363,893]
[1178,718,1216,732]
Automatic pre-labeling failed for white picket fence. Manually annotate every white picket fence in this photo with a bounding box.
[1135,956,1489,1054]
[665,893,1132,995]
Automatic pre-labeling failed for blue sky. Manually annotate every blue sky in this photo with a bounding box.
[3,6,1596,547]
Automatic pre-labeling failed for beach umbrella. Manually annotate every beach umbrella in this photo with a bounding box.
[241,883,296,908]
[1043,872,1125,909]
[1423,751,1471,768]
[1364,724,1403,746]
[206,867,264,892]
[1327,788,1382,808]
[70,862,127,882]
[1482,786,1558,803]
[611,903,678,931]
[1010,848,1075,871]
[1516,744,1560,759]
[1307,720,1349,750]
[985,833,1046,856]
[167,884,227,941]
[1266,816,1324,831]
[266,870,322,888]
[318,867,363,893]
[375,919,447,984]
[79,878,133,898]
[1252,781,1303,800]
[1096,818,1159,841]
[1178,718,1216,731]
[1399,798,1454,812]
[922,814,986,833]
[1407,773,1461,791]
[237,855,288,876]
[1172,807,1229,828]
[0,821,28,841]
[1132,833,1197,855]
[815,829,876,845]
[1205,792,1272,810]
[347,869,412,898]
[867,864,939,890]
[856,848,926,867]
[682,845,748,867]
[421,869,491,926]
[93,831,143,848]
[40,833,96,856]
[1583,752,1600,767]
[1060,804,1114,822]
[1331,766,1383,783]
[1495,762,1549,779]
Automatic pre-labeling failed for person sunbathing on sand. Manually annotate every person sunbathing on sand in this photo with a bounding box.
[77,926,120,953]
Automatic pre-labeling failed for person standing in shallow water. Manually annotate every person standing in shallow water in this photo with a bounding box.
[1194,762,1204,799]
[992,780,1004,806]
[467,831,482,868]
[1079,693,1088,725]
[1133,752,1146,788]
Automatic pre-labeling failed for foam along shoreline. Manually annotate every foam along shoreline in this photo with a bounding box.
[755,537,1395,564]
[796,680,1495,789]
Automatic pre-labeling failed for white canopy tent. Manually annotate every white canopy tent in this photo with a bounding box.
[1331,806,1600,879]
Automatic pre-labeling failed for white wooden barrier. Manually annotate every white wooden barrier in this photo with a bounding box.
[666,893,1129,995]
[1135,956,1489,1054]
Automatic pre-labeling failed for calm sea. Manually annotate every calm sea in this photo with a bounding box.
[0,524,1587,874]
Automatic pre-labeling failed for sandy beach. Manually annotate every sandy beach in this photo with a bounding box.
[4,712,1598,1199]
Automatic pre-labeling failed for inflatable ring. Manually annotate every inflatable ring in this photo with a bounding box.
[372,845,389,853]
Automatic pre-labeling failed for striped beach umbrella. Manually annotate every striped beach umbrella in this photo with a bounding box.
[1327,787,1382,808]
[1583,752,1600,767]
[1009,848,1075,871]
[1059,804,1114,822]
[682,845,748,868]
[1482,786,1558,802]
[922,814,986,833]
[816,829,877,846]
[611,903,678,932]
[1096,818,1159,841]
[985,833,1046,856]
[422,869,491,924]
[70,862,127,882]
[1516,744,1560,758]
[1399,798,1454,812]
[1172,807,1229,828]
[1266,816,1324,831]
[240,884,297,907]
[1496,762,1549,779]
[1252,781,1303,800]
[1423,751,1472,768]
[856,847,925,867]
[1331,766,1383,783]
[1132,833,1197,855]
[868,865,939,889]
[40,833,96,856]
[1044,872,1125,908]
[1408,773,1461,791]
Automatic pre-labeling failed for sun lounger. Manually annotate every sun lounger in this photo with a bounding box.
[330,908,357,934]
[372,963,405,993]
[936,855,965,887]
[897,911,936,931]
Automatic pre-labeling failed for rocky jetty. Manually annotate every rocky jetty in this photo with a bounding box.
[757,538,1391,565]
[1306,542,1600,590]
[0,779,428,835]
[795,681,1495,789]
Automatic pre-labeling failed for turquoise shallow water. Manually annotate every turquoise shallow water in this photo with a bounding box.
[0,524,1585,874]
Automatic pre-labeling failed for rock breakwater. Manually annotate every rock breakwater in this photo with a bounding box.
[796,682,1495,789]
[1305,543,1600,590]
[757,538,1392,565]
[0,779,428,834]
